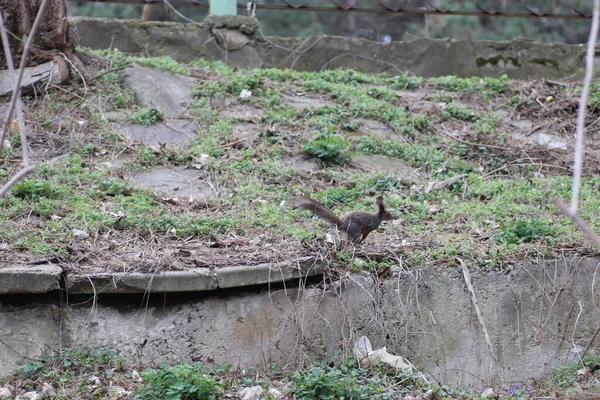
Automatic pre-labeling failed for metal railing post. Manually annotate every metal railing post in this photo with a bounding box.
[209,0,237,15]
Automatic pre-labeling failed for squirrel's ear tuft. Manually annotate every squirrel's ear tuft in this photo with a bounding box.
[375,196,384,202]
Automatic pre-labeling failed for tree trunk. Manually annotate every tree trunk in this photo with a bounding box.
[0,0,73,74]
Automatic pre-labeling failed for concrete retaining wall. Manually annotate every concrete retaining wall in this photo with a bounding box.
[69,16,587,80]
[1,257,599,388]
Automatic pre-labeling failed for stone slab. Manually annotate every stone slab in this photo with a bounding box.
[0,62,62,100]
[123,64,197,118]
[0,265,62,294]
[132,167,215,199]
[116,120,196,146]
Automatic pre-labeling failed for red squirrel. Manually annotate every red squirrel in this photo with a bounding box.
[291,196,394,243]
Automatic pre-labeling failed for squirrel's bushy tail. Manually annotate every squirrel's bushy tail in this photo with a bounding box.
[291,197,344,228]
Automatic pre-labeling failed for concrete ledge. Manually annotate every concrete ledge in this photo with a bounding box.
[0,265,62,294]
[65,257,324,294]
[66,269,218,294]
[216,257,325,289]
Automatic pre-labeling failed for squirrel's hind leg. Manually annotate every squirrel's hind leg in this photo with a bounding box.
[344,224,363,244]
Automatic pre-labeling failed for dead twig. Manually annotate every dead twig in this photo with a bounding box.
[440,130,517,152]
[553,199,600,249]
[87,64,133,84]
[458,258,504,382]
[0,166,36,197]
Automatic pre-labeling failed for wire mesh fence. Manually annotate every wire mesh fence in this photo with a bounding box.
[67,1,593,18]
[66,1,594,43]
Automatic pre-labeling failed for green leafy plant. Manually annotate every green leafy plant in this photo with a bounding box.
[134,363,219,400]
[7,348,125,399]
[302,132,352,165]
[546,356,600,392]
[474,113,499,134]
[497,218,552,244]
[442,102,477,121]
[12,180,61,200]
[129,108,164,126]
[291,364,364,400]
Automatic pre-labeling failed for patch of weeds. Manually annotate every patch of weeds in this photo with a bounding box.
[343,119,360,131]
[255,67,298,81]
[91,48,189,75]
[190,98,221,125]
[442,102,476,121]
[195,80,226,97]
[547,356,600,393]
[135,363,219,400]
[473,113,499,134]
[506,93,535,110]
[319,187,361,206]
[497,218,552,244]
[12,180,62,200]
[387,73,422,90]
[128,108,163,126]
[371,174,404,193]
[429,74,510,94]
[224,71,263,96]
[263,108,302,127]
[302,68,384,85]
[358,135,473,176]
[300,74,428,135]
[79,142,96,155]
[6,348,126,399]
[302,132,352,165]
[291,364,365,400]
[289,361,429,400]
[189,58,233,76]
[590,79,600,111]
[366,86,398,102]
[136,147,158,168]
[96,71,136,108]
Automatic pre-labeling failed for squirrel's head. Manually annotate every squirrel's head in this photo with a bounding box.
[374,196,395,221]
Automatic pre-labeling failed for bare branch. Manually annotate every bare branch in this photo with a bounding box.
[0,0,53,197]
[570,0,600,214]
[458,258,504,382]
[0,0,51,157]
[0,9,30,166]
[553,199,600,249]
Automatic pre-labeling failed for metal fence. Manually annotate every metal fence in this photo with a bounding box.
[69,1,593,19]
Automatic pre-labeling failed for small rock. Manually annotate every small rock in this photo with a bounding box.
[18,391,40,400]
[108,386,131,399]
[0,387,12,398]
[239,23,255,35]
[42,383,55,397]
[240,89,252,99]
[131,370,142,382]
[238,385,263,400]
[481,387,495,398]
[536,132,567,150]
[72,229,89,239]
[268,387,284,399]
